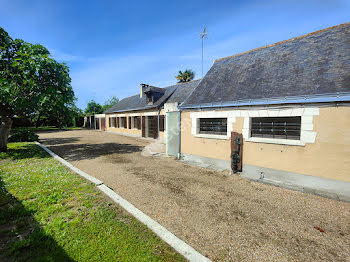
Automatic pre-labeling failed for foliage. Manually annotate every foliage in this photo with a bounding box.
[84,99,103,115]
[175,69,195,83]
[8,130,39,142]
[0,26,76,150]
[0,27,75,118]
[0,143,185,261]
[102,96,119,111]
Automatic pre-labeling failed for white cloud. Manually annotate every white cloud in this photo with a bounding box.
[49,48,82,62]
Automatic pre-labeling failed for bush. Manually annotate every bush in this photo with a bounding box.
[9,130,39,142]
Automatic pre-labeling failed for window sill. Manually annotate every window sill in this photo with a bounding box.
[245,137,305,146]
[194,134,229,140]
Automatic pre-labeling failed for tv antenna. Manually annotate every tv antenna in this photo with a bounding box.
[200,27,208,77]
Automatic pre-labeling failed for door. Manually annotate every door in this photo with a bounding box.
[147,116,158,139]
[142,116,146,137]
[231,132,243,173]
[166,112,180,157]
[95,118,99,130]
[101,118,105,131]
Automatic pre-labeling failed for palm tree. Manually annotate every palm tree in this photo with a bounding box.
[175,69,195,83]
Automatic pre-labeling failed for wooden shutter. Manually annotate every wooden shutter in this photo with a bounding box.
[142,116,146,137]
[136,117,141,130]
[159,115,164,131]
[153,116,158,139]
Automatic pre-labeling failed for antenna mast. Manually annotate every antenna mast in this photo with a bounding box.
[200,27,208,77]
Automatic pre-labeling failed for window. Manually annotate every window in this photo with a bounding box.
[159,115,165,132]
[132,116,140,129]
[147,94,152,104]
[109,117,112,127]
[199,118,227,135]
[120,117,127,128]
[111,117,116,127]
[251,117,301,140]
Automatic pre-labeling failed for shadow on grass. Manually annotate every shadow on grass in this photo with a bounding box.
[40,142,142,162]
[0,177,74,262]
[0,143,50,160]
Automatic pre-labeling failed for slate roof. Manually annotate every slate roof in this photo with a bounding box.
[105,80,201,113]
[166,79,201,104]
[181,22,350,109]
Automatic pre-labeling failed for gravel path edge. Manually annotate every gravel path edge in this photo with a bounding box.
[35,142,211,262]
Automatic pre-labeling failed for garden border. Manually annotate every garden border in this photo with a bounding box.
[35,142,210,262]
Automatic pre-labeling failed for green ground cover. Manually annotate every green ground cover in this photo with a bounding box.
[12,126,82,132]
[0,143,184,262]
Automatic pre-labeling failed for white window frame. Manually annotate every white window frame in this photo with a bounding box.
[243,108,318,146]
[190,111,236,140]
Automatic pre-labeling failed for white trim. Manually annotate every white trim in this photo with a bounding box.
[194,134,230,140]
[245,137,306,146]
[242,107,319,146]
[129,113,140,116]
[190,111,235,139]
[144,112,159,116]
[191,108,319,145]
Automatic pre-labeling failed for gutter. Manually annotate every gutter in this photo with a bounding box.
[177,111,181,159]
[178,92,350,110]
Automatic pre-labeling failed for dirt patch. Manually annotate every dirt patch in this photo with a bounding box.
[39,130,350,261]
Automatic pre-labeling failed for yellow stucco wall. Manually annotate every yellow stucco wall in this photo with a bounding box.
[181,106,350,182]
[105,109,165,138]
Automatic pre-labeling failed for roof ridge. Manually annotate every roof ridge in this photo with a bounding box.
[214,22,350,63]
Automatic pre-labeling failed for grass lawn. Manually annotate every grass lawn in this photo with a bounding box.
[12,126,82,132]
[0,143,185,262]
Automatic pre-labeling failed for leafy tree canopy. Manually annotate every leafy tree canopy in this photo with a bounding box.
[84,100,103,116]
[175,69,195,83]
[102,96,119,111]
[0,26,75,151]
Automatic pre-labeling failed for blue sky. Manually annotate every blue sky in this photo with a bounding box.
[1,0,349,109]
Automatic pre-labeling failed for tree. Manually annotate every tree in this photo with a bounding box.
[0,27,75,152]
[84,100,103,116]
[102,96,119,111]
[175,69,195,83]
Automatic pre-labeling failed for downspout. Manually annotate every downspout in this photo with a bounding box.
[177,110,181,159]
[157,108,160,139]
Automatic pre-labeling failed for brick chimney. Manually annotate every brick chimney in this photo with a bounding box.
[140,84,149,98]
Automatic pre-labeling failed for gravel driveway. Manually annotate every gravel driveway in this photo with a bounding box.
[39,129,350,261]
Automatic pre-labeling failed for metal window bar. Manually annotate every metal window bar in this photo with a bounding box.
[199,118,227,135]
[251,117,301,140]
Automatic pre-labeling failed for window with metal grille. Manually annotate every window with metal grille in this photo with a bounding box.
[120,117,127,128]
[199,118,227,135]
[111,117,116,127]
[251,117,301,140]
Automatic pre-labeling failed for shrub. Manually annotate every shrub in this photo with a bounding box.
[9,130,39,142]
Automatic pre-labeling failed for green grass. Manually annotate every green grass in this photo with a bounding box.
[0,143,185,262]
[12,126,82,132]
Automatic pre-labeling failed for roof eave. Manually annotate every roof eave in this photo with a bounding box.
[179,92,350,110]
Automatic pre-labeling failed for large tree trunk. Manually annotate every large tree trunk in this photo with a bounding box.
[0,116,12,152]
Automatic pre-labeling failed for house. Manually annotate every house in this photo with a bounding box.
[101,80,200,143]
[178,22,350,199]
